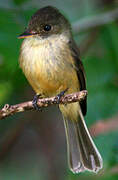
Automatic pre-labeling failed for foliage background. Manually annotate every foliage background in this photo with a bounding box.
[0,0,118,179]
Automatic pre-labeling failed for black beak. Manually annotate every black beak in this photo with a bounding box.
[18,30,37,39]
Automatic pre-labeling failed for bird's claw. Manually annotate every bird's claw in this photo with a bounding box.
[55,89,68,104]
[32,94,41,111]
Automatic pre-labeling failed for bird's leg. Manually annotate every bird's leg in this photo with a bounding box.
[32,94,42,110]
[55,88,68,104]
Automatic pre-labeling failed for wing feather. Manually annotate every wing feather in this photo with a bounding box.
[69,40,87,116]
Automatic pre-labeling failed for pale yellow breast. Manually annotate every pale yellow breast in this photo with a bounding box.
[19,34,79,96]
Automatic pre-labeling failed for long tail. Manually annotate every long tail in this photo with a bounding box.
[59,103,103,173]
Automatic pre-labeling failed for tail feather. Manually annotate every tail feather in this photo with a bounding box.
[64,117,85,173]
[62,106,103,173]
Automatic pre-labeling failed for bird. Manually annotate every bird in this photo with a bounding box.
[18,6,103,173]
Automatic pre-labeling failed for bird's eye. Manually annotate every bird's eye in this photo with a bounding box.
[44,24,51,31]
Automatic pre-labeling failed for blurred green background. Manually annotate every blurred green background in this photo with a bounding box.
[0,0,118,179]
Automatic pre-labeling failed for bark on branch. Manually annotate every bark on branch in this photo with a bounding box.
[0,90,87,120]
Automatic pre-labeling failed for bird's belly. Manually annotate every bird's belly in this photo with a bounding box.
[19,37,79,97]
[23,57,69,97]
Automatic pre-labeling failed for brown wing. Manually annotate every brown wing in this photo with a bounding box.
[69,40,87,116]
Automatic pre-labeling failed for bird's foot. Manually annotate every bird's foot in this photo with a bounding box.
[32,94,42,111]
[55,88,68,104]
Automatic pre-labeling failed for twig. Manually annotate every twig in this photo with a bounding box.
[79,28,100,55]
[89,114,118,137]
[0,90,87,120]
[72,8,118,34]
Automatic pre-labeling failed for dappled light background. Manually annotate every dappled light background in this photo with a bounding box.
[0,0,118,179]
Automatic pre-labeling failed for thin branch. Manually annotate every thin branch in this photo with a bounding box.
[73,8,118,34]
[89,114,118,137]
[79,28,100,55]
[0,90,87,120]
